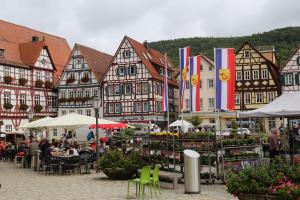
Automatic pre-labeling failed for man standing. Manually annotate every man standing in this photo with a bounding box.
[268,128,280,163]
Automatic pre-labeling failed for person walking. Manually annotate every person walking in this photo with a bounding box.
[268,128,280,164]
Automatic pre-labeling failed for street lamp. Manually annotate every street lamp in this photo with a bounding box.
[93,99,100,160]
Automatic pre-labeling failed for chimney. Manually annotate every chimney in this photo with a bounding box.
[143,40,148,49]
[32,36,39,42]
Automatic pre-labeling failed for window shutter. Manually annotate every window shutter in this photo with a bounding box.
[148,83,151,93]
[297,56,300,66]
[133,102,136,112]
[119,85,124,94]
[295,73,299,85]
[134,66,137,75]
[280,75,285,86]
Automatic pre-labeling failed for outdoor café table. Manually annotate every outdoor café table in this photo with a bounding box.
[54,155,76,175]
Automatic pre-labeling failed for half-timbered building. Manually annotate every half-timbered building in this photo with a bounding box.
[57,44,112,118]
[0,20,70,133]
[280,46,300,92]
[102,36,179,126]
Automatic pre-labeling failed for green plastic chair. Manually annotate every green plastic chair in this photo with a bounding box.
[127,166,152,199]
[150,164,161,196]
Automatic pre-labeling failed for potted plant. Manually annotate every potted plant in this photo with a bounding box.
[81,75,89,83]
[97,150,143,180]
[19,104,28,111]
[44,80,52,89]
[18,78,28,86]
[3,102,13,110]
[66,77,75,84]
[35,80,44,87]
[34,104,43,112]
[3,76,13,84]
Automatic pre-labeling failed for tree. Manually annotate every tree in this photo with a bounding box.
[189,116,201,127]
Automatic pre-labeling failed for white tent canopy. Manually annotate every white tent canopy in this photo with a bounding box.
[169,120,194,127]
[19,116,54,129]
[239,92,300,118]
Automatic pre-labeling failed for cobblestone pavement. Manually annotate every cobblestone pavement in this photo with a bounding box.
[0,161,235,200]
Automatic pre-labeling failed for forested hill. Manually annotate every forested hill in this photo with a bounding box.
[149,27,300,67]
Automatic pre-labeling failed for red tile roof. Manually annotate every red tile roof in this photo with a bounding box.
[0,20,71,83]
[75,43,113,82]
[126,36,178,87]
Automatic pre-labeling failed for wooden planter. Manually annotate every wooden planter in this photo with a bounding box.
[237,193,282,200]
[102,167,137,180]
[18,78,28,86]
[3,76,13,84]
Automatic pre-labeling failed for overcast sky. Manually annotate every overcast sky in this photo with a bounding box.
[1,0,299,54]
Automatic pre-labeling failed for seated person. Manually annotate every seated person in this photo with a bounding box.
[45,144,55,159]
[67,146,79,156]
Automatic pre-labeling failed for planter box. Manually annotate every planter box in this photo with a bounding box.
[237,193,282,200]
[102,167,137,180]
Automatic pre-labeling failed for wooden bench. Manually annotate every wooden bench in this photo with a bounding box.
[138,169,183,189]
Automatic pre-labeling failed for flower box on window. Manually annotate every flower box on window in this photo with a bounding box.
[3,102,13,110]
[18,78,28,86]
[34,104,43,112]
[3,76,13,84]
[81,76,89,83]
[19,104,28,111]
[44,80,52,89]
[58,98,67,103]
[66,77,75,84]
[67,97,75,102]
[35,80,44,88]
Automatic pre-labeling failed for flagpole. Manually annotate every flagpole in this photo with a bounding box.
[214,47,220,178]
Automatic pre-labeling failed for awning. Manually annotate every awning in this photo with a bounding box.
[89,122,127,129]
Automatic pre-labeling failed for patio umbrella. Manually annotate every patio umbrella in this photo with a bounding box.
[169,120,193,127]
[19,116,54,129]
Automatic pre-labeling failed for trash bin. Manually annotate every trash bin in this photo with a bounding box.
[184,149,200,194]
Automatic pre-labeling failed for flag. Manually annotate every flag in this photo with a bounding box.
[190,55,201,112]
[179,47,190,111]
[215,48,235,110]
[162,53,168,112]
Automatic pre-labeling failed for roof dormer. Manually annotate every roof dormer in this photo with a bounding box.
[0,49,5,58]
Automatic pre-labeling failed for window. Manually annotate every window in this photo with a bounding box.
[136,102,142,112]
[5,125,12,132]
[107,85,114,96]
[77,90,82,98]
[268,118,276,131]
[84,90,90,97]
[244,50,251,58]
[19,68,25,79]
[200,65,203,71]
[69,73,75,79]
[114,85,121,95]
[4,93,10,104]
[167,70,171,79]
[200,98,203,110]
[256,93,263,103]
[253,70,259,80]
[236,71,242,81]
[61,110,67,115]
[20,94,26,105]
[93,90,98,97]
[235,93,240,105]
[36,71,42,80]
[34,95,40,105]
[262,69,268,79]
[77,110,83,115]
[208,98,215,109]
[244,70,251,80]
[123,50,131,59]
[208,66,213,71]
[129,65,137,75]
[156,83,162,96]
[0,49,4,57]
[125,84,132,95]
[284,74,293,86]
[48,97,52,108]
[268,92,274,102]
[136,83,141,94]
[143,102,149,112]
[86,109,91,116]
[118,66,125,76]
[142,83,149,94]
[244,93,251,104]
[115,103,122,113]
[53,129,58,137]
[186,80,190,89]
[69,91,74,98]
[159,68,164,76]
[108,103,114,113]
[45,72,50,81]
[61,91,66,98]
[156,101,162,112]
[207,79,214,88]
[4,66,10,76]
[77,58,82,64]
[185,99,190,109]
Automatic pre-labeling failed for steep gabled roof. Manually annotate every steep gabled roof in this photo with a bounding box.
[0,20,71,83]
[19,41,46,66]
[126,36,178,87]
[76,44,113,82]
[280,45,300,71]
[236,41,281,87]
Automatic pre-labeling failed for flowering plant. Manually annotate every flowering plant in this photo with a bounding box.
[150,132,179,138]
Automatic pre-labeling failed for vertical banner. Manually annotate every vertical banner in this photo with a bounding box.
[190,55,201,112]
[215,48,235,110]
[179,47,190,111]
[162,53,168,112]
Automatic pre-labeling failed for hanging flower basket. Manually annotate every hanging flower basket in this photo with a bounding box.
[18,78,28,86]
[34,104,43,112]
[44,80,52,89]
[81,76,89,83]
[3,76,13,84]
[35,80,44,88]
[66,77,75,84]
[3,102,13,110]
[19,104,29,111]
